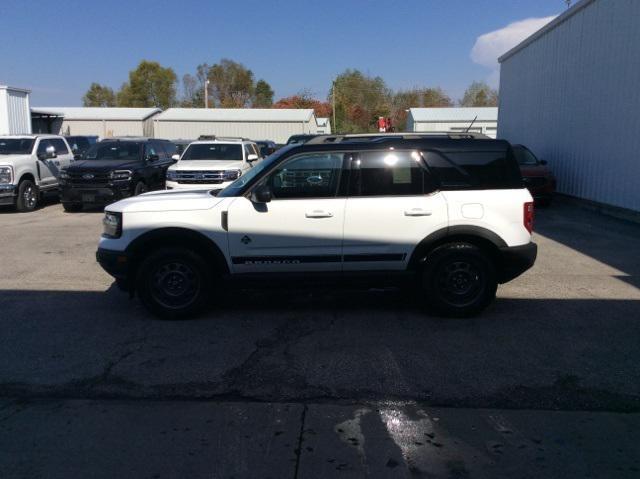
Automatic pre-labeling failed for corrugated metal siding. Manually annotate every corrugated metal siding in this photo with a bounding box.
[498,0,640,212]
[153,120,314,143]
[0,88,31,134]
[60,120,146,138]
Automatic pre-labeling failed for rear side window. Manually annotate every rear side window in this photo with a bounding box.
[424,148,522,190]
[349,150,435,196]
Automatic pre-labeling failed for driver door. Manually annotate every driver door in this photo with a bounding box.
[226,152,348,274]
[35,139,57,189]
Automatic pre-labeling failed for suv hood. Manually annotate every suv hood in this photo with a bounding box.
[170,159,243,171]
[66,159,143,172]
[107,188,224,213]
[0,154,31,164]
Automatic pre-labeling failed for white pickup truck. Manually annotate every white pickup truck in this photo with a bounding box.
[0,134,74,211]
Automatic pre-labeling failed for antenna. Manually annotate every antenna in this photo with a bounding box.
[465,115,478,133]
[565,0,572,8]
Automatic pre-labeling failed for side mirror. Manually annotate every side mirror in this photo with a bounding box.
[147,154,160,162]
[251,184,272,203]
[247,153,259,163]
[42,145,56,160]
[73,154,81,161]
[539,159,548,165]
[171,154,180,162]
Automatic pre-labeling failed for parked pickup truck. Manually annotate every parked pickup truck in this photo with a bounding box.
[0,134,74,211]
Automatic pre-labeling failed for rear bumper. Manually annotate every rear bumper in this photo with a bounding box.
[497,242,537,283]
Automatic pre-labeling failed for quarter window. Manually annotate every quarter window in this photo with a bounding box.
[263,153,344,199]
[349,150,434,196]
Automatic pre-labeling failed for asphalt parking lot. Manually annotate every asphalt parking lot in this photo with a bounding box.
[1,199,640,478]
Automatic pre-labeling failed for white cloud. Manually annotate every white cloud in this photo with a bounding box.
[471,15,557,85]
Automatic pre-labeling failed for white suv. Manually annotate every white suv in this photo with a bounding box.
[165,138,261,193]
[0,134,74,211]
[97,134,537,319]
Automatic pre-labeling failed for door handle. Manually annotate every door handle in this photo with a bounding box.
[404,208,432,216]
[305,210,333,218]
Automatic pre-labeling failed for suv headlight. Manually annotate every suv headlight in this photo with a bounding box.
[224,169,242,181]
[166,169,178,181]
[102,211,122,238]
[110,170,132,181]
[0,166,13,184]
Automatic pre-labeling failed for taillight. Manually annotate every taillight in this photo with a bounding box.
[524,201,534,234]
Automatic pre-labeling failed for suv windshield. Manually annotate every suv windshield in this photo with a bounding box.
[83,142,141,161]
[182,143,243,161]
[0,138,34,155]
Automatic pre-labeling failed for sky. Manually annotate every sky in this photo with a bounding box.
[0,0,565,106]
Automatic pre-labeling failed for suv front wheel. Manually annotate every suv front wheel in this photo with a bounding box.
[136,247,212,319]
[16,180,39,212]
[421,242,497,317]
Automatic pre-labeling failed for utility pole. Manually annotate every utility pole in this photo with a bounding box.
[204,80,210,108]
[332,79,337,134]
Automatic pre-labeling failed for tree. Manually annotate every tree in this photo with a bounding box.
[116,60,177,109]
[273,90,332,118]
[391,87,453,131]
[207,59,255,108]
[82,83,116,107]
[329,69,391,133]
[180,73,203,107]
[459,81,498,107]
[253,79,274,107]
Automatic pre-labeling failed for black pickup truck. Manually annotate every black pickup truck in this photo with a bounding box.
[59,138,177,211]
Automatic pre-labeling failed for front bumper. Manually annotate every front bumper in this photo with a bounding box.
[61,183,133,205]
[165,179,230,191]
[96,248,129,280]
[0,184,16,205]
[497,242,537,283]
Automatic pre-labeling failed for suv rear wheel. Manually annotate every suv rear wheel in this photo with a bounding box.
[422,242,497,317]
[136,247,211,319]
[16,179,38,212]
[134,181,148,196]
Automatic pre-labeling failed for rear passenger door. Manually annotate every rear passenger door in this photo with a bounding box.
[342,150,448,271]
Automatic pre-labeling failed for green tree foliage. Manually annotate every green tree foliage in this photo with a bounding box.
[207,59,255,108]
[253,79,274,107]
[116,60,177,109]
[459,81,498,107]
[329,70,391,133]
[391,87,453,131]
[82,83,116,107]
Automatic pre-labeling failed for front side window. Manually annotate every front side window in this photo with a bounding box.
[349,150,434,196]
[262,152,344,199]
[182,143,243,161]
[36,140,52,156]
[84,142,142,161]
[50,138,69,155]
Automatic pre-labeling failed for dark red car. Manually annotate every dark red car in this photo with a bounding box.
[513,144,556,206]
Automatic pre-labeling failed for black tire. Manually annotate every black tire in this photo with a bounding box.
[62,202,83,212]
[136,247,212,319]
[16,179,39,212]
[421,242,497,317]
[134,181,148,196]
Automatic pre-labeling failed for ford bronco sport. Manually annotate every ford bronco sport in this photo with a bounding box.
[97,134,537,318]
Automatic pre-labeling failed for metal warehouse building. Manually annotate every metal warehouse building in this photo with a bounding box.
[153,108,318,144]
[406,107,498,138]
[498,0,640,212]
[0,85,31,135]
[31,107,160,138]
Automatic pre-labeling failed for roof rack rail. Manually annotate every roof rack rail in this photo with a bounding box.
[305,132,490,144]
[197,135,249,142]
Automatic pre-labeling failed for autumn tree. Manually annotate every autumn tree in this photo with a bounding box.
[391,87,453,130]
[459,81,498,107]
[117,60,177,109]
[273,90,331,118]
[253,79,274,107]
[82,83,116,107]
[329,69,391,133]
[207,59,255,108]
